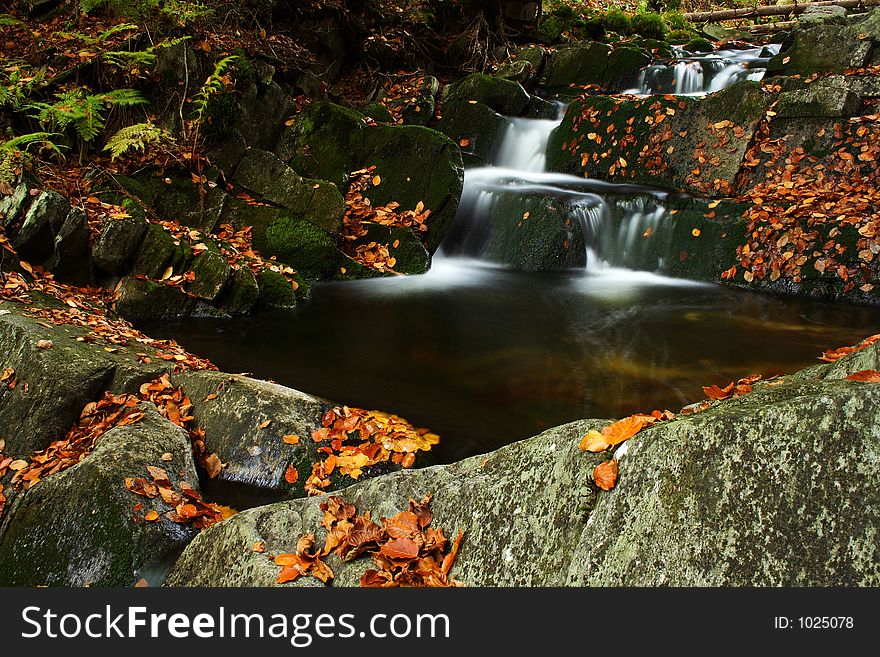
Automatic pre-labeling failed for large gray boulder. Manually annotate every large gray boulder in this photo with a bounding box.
[0,405,200,586]
[165,343,880,586]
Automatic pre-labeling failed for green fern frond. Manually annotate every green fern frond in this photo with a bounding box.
[191,55,238,123]
[0,132,65,184]
[99,22,139,42]
[99,88,148,106]
[103,50,156,70]
[103,122,172,160]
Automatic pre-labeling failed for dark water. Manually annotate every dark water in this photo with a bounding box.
[147,258,880,463]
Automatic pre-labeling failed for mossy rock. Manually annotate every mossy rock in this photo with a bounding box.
[224,266,260,315]
[386,76,440,126]
[605,46,652,92]
[12,190,69,265]
[332,253,388,281]
[114,277,198,322]
[0,405,200,586]
[45,209,93,286]
[255,268,298,308]
[494,59,534,86]
[131,224,193,280]
[231,148,304,209]
[683,37,714,53]
[441,73,531,116]
[539,42,613,96]
[775,85,861,119]
[91,216,149,276]
[356,101,395,123]
[186,250,232,302]
[436,100,508,167]
[355,223,431,276]
[117,170,226,231]
[259,216,338,280]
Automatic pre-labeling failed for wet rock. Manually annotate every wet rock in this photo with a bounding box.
[206,129,247,174]
[164,419,604,587]
[231,148,305,210]
[356,101,395,123]
[776,85,861,119]
[0,177,34,229]
[436,101,508,167]
[116,170,226,231]
[441,74,531,116]
[525,95,559,119]
[0,307,165,456]
[0,405,200,586]
[234,80,296,152]
[91,216,148,276]
[386,76,439,126]
[12,190,69,264]
[604,46,652,92]
[45,209,93,286]
[259,215,338,280]
[130,224,192,280]
[166,347,880,586]
[224,266,260,315]
[494,59,533,86]
[255,269,298,309]
[174,371,326,499]
[352,223,431,276]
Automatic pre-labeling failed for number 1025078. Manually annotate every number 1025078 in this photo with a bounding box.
[774,617,854,629]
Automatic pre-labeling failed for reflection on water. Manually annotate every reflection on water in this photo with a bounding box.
[147,259,880,463]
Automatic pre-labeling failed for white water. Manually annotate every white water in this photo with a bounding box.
[440,105,693,278]
[624,44,782,96]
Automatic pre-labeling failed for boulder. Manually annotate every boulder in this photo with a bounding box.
[604,46,652,93]
[231,148,305,210]
[45,209,93,286]
[386,76,440,126]
[114,277,199,322]
[352,223,431,276]
[186,250,232,302]
[224,266,260,315]
[130,224,193,280]
[173,371,326,499]
[164,419,604,587]
[255,269,298,309]
[539,42,613,96]
[12,190,69,264]
[166,346,880,586]
[91,216,148,276]
[436,101,508,167]
[0,405,201,586]
[775,85,861,119]
[259,215,338,280]
[0,307,164,456]
[441,74,531,116]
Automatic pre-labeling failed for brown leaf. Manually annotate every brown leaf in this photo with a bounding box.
[593,460,619,491]
[379,537,420,561]
[284,464,299,484]
[845,369,880,382]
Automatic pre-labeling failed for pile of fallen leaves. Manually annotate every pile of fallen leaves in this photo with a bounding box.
[125,465,233,530]
[9,374,224,493]
[270,495,463,587]
[734,108,880,293]
[340,167,431,273]
[819,333,880,362]
[304,406,439,495]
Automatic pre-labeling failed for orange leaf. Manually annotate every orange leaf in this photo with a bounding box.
[579,430,610,452]
[846,369,880,382]
[593,460,618,491]
[282,434,300,445]
[144,510,160,521]
[379,537,420,560]
[284,464,299,484]
[601,415,648,446]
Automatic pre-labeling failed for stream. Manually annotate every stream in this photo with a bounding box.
[148,48,880,464]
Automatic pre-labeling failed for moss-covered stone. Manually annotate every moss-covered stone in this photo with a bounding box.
[45,209,93,286]
[0,405,200,586]
[605,46,652,92]
[683,36,714,53]
[441,73,531,116]
[776,85,861,119]
[131,224,193,279]
[260,216,337,280]
[12,190,69,264]
[224,266,260,315]
[255,268,298,309]
[186,250,232,302]
[539,42,612,96]
[91,216,148,276]
[436,100,508,167]
[231,148,304,209]
[356,101,395,123]
[355,223,431,276]
[114,276,198,322]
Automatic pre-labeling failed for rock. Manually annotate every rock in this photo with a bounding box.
[259,215,338,280]
[130,224,192,280]
[436,101,508,167]
[153,41,204,134]
[0,177,34,229]
[114,277,198,322]
[766,8,880,77]
[164,419,604,587]
[279,102,463,254]
[224,266,260,315]
[539,42,611,96]
[604,46,652,93]
[234,80,296,152]
[494,60,533,86]
[255,269,298,309]
[776,85,861,119]
[547,81,770,196]
[186,250,232,302]
[166,347,880,586]
[288,179,346,234]
[799,5,848,27]
[91,216,148,276]
[45,209,93,286]
[386,76,439,126]
[525,95,559,119]
[356,101,395,123]
[0,307,165,456]
[353,223,431,276]
[0,405,200,586]
[231,148,304,210]
[441,74,531,116]
[683,37,714,53]
[116,170,226,231]
[206,130,247,174]
[173,371,326,499]
[12,190,69,264]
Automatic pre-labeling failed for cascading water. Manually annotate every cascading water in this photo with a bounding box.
[440,106,673,273]
[625,43,782,96]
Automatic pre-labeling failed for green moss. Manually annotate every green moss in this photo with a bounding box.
[631,12,666,40]
[602,9,632,35]
[684,37,714,53]
[255,268,297,308]
[261,216,337,280]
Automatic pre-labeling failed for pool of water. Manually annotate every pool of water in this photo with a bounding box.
[147,258,880,463]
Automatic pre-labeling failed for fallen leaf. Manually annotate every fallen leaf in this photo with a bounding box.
[593,460,619,491]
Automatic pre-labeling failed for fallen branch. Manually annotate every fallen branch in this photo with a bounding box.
[684,0,880,23]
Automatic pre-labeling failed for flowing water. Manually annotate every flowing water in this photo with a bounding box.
[624,44,782,96]
[150,97,880,463]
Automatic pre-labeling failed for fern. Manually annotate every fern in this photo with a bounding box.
[99,23,139,42]
[191,55,238,125]
[0,14,23,27]
[0,133,64,184]
[29,88,147,144]
[103,122,171,160]
[103,49,156,70]
[0,65,47,111]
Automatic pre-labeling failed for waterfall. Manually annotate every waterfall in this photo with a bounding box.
[440,105,674,273]
[624,43,782,96]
